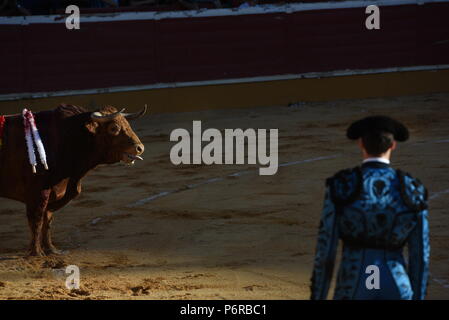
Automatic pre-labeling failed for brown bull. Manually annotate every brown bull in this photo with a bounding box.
[0,104,146,256]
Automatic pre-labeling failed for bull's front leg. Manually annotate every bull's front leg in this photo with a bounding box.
[41,210,62,255]
[26,189,51,256]
[43,178,81,255]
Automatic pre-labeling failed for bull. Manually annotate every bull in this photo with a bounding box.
[0,104,146,256]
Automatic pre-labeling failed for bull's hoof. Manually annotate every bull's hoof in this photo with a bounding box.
[28,248,46,257]
[44,246,64,255]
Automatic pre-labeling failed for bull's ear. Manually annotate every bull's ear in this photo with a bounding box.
[85,120,99,134]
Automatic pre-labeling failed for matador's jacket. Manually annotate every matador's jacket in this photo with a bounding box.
[310,161,429,300]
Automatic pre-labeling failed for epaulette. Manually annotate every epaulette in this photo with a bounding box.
[397,170,428,211]
[326,166,363,206]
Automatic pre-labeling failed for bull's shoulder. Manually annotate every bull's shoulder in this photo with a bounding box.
[326,167,363,206]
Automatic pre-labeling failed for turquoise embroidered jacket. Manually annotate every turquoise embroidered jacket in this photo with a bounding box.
[310,162,429,300]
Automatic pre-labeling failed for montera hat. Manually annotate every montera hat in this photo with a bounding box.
[346,115,409,142]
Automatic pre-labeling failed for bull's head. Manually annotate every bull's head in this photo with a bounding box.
[87,105,147,165]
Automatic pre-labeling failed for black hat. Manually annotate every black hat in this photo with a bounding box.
[346,115,409,142]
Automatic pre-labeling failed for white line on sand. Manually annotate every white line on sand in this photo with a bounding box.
[411,137,449,145]
[432,277,449,289]
[89,154,340,224]
[430,189,449,200]
[127,191,173,208]
[126,154,340,208]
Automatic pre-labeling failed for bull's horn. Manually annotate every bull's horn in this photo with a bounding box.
[122,104,147,120]
[91,108,125,122]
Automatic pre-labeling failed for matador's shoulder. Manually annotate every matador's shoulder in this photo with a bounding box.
[396,170,428,211]
[326,166,363,206]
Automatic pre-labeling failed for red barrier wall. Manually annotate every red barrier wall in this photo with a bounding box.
[0,2,448,95]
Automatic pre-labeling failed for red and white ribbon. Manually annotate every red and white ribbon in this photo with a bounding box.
[23,109,48,173]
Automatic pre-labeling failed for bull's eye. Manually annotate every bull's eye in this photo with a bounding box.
[107,123,121,136]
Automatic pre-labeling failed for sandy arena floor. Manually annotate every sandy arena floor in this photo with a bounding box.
[0,93,448,300]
